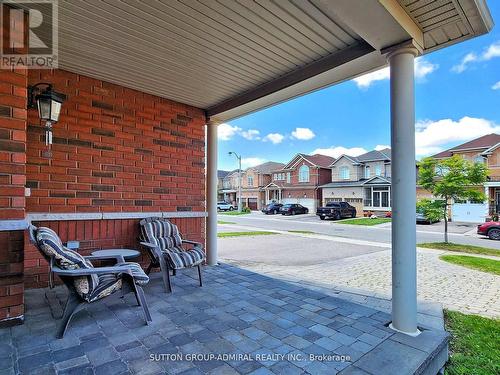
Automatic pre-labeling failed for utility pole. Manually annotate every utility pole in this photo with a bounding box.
[229,151,242,213]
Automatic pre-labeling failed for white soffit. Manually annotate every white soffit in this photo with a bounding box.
[39,0,492,121]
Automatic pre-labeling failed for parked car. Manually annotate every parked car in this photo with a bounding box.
[280,204,309,215]
[261,203,283,215]
[416,211,439,224]
[477,221,500,240]
[217,201,233,211]
[316,202,356,220]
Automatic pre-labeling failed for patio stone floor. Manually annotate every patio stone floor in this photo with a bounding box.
[0,264,448,375]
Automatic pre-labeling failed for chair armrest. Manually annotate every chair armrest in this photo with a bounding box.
[52,265,133,277]
[140,241,158,249]
[182,240,203,248]
[140,242,163,260]
[84,255,126,264]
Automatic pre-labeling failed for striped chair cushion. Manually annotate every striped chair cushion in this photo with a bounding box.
[36,227,98,301]
[165,247,205,269]
[141,219,182,250]
[116,262,149,285]
[89,274,122,302]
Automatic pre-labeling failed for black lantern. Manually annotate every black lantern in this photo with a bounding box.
[28,83,65,146]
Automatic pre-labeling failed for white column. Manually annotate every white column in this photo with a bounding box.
[206,121,218,266]
[484,185,490,218]
[388,44,420,336]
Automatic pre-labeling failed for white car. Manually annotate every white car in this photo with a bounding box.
[217,201,233,211]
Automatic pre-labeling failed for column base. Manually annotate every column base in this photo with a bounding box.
[389,322,421,337]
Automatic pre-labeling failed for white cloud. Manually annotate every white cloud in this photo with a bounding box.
[241,157,266,168]
[451,52,477,73]
[353,67,390,89]
[492,81,500,90]
[483,41,500,60]
[291,127,315,140]
[240,129,260,140]
[414,58,438,79]
[353,57,438,88]
[415,116,500,157]
[374,145,390,151]
[452,41,500,73]
[263,133,285,144]
[311,146,368,159]
[218,123,241,141]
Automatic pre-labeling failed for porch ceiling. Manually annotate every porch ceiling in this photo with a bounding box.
[47,0,492,121]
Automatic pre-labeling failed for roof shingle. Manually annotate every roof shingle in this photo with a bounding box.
[432,133,500,158]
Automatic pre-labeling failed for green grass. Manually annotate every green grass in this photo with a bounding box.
[444,310,500,375]
[337,218,391,226]
[217,220,235,224]
[418,242,499,257]
[219,211,251,216]
[287,230,315,234]
[440,255,500,275]
[217,231,278,238]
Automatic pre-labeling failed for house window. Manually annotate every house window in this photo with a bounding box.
[474,155,485,164]
[247,176,253,186]
[364,188,372,207]
[340,166,350,180]
[365,166,370,179]
[299,165,310,182]
[286,172,291,183]
[364,186,391,208]
[375,165,382,176]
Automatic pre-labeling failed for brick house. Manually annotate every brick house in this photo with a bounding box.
[240,161,284,210]
[264,154,334,212]
[320,149,392,216]
[219,170,239,207]
[428,133,500,222]
[217,170,230,202]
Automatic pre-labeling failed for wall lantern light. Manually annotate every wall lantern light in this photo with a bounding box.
[28,83,65,145]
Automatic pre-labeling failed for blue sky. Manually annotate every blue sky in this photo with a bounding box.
[218,3,500,171]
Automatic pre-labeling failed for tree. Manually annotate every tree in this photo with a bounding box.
[418,155,488,243]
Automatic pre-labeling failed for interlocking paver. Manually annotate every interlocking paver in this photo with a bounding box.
[2,263,449,375]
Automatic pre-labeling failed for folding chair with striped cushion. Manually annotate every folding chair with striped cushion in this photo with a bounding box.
[139,217,205,292]
[30,224,152,338]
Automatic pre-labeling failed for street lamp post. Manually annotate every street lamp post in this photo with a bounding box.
[229,151,242,213]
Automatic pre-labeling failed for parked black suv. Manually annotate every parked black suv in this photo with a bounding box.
[316,202,356,220]
[261,203,283,215]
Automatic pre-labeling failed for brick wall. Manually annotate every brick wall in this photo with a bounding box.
[26,69,205,213]
[0,4,28,325]
[21,69,207,288]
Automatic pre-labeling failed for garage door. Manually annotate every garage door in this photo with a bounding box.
[451,201,487,223]
[281,198,315,212]
[247,198,258,211]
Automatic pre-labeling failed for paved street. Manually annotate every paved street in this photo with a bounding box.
[219,212,500,249]
[218,213,500,318]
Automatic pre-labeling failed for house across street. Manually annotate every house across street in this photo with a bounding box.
[219,133,500,224]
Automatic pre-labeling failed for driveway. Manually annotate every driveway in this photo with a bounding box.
[218,229,500,318]
[219,232,385,266]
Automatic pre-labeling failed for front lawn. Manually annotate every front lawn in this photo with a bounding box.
[444,310,500,375]
[418,242,499,257]
[217,231,278,238]
[219,211,251,216]
[217,220,235,224]
[440,255,500,275]
[337,218,391,226]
